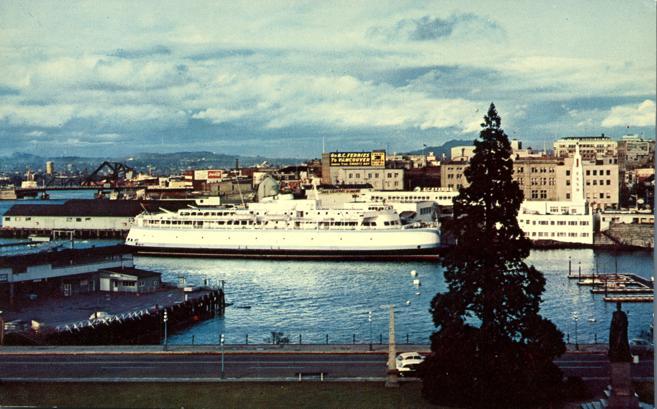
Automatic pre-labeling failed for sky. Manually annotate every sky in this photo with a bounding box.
[0,0,655,158]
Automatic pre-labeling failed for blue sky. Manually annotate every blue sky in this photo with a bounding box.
[0,0,654,158]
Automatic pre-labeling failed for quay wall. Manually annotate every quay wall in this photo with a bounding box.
[3,289,225,346]
[597,223,654,249]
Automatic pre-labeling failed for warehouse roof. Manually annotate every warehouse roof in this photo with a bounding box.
[4,199,194,218]
[0,244,131,269]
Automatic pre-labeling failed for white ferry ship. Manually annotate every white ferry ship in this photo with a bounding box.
[125,195,442,260]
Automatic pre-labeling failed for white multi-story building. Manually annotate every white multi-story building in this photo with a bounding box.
[518,144,596,245]
[553,135,617,160]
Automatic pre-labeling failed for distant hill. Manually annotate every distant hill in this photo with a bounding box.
[0,151,308,175]
[405,139,475,158]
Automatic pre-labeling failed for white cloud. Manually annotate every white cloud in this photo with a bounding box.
[0,1,653,156]
[0,104,75,127]
[190,73,482,133]
[601,100,656,128]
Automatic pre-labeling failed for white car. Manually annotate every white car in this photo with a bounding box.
[395,352,425,376]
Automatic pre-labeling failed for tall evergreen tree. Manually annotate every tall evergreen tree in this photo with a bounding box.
[421,104,565,408]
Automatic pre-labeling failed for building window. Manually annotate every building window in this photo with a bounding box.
[586,170,590,176]
[606,180,611,185]
[566,170,570,176]
[599,193,604,199]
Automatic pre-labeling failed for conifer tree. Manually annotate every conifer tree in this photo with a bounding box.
[421,104,565,408]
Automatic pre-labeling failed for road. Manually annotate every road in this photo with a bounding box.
[0,351,652,381]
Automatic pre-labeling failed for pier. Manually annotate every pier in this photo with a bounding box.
[1,287,225,346]
[568,273,654,303]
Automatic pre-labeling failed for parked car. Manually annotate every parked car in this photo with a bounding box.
[630,338,654,356]
[398,361,423,377]
[89,311,111,321]
[395,352,425,377]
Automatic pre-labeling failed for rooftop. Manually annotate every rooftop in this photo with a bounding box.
[4,199,197,218]
[102,267,161,279]
[0,244,131,269]
[557,135,613,141]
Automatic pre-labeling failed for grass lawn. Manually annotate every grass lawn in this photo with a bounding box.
[0,381,449,409]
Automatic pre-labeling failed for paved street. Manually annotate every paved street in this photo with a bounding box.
[0,350,652,381]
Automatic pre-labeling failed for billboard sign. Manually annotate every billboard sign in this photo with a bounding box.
[329,151,385,167]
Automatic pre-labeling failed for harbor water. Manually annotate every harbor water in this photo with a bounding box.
[1,192,653,345]
[136,249,653,346]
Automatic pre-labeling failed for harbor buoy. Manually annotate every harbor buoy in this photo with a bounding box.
[410,270,417,277]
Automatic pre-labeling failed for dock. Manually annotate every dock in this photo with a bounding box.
[569,272,654,302]
[603,295,654,303]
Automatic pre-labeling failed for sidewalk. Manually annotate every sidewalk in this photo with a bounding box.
[0,343,607,355]
[0,343,431,355]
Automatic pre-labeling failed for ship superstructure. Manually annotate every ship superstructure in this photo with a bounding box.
[126,195,441,259]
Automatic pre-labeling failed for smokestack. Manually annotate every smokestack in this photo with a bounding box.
[235,158,239,170]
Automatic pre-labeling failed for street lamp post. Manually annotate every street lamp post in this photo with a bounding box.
[163,310,168,351]
[220,333,225,379]
[368,311,372,351]
[572,312,579,351]
[385,304,398,388]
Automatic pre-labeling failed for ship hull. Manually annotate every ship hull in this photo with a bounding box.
[130,245,441,261]
[126,227,442,261]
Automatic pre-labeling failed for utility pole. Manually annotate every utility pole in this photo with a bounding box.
[220,333,225,379]
[385,305,399,388]
[368,311,372,352]
[163,310,168,351]
[572,312,579,351]
[0,311,4,346]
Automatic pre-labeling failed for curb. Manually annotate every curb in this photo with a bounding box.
[0,350,394,356]
[0,376,398,383]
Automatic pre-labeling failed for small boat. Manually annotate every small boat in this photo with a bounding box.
[235,305,252,309]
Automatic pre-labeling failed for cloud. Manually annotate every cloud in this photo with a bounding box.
[369,13,504,42]
[0,104,75,127]
[109,45,172,59]
[0,1,652,157]
[187,48,257,61]
[601,99,656,128]
[189,73,483,133]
